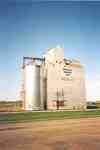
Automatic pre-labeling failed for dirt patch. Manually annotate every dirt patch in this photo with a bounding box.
[0,117,100,150]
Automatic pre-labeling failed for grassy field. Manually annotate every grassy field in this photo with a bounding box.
[0,101,22,112]
[0,110,100,123]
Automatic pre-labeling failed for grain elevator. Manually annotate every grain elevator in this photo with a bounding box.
[21,46,86,111]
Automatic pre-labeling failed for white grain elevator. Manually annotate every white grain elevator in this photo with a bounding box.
[21,46,86,111]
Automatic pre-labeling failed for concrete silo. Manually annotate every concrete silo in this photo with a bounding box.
[23,57,41,111]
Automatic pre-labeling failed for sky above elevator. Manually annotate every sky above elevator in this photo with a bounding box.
[0,0,100,101]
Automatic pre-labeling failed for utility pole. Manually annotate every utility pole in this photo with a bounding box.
[62,88,64,107]
[56,88,59,110]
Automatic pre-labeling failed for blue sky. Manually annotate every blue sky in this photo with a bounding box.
[0,1,100,101]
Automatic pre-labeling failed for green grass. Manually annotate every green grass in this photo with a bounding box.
[0,110,100,123]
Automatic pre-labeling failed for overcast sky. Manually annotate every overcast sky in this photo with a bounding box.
[0,1,100,101]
